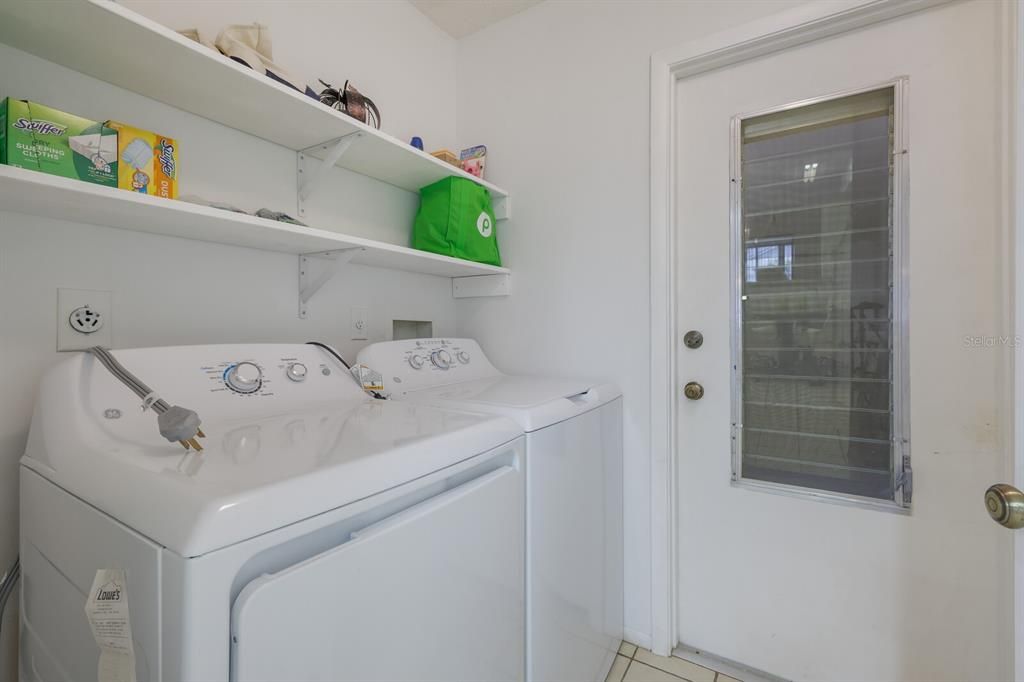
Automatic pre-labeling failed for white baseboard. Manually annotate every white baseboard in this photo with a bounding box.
[673,643,789,682]
[623,627,652,650]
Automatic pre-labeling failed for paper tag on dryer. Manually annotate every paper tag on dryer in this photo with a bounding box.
[84,568,137,682]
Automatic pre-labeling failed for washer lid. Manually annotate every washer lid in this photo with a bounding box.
[22,398,522,558]
[406,376,622,432]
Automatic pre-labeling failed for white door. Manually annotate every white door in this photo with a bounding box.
[675,2,1014,680]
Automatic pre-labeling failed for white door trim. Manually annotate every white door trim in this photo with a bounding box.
[646,0,1014,658]
[1011,1,1024,678]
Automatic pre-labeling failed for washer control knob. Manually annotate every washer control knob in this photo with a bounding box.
[409,354,426,370]
[431,349,452,370]
[225,362,262,393]
[286,362,308,382]
[456,351,471,365]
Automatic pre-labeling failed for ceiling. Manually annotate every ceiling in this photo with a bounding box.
[410,0,542,38]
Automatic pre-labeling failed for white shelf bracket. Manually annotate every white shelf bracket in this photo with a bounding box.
[299,247,364,318]
[492,194,511,221]
[297,132,365,217]
[452,273,512,298]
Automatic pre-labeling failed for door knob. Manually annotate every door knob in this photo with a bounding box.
[683,330,703,349]
[985,483,1024,529]
[683,382,704,400]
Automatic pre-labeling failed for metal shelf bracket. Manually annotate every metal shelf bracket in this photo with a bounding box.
[297,132,365,217]
[299,247,364,318]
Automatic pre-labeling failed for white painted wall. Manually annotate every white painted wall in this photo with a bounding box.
[0,4,458,676]
[453,0,806,646]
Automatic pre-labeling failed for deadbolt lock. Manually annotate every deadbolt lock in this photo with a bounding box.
[985,484,1024,529]
[683,330,703,349]
[683,381,704,401]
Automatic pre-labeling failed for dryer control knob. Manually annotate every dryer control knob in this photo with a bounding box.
[409,354,426,370]
[431,349,452,370]
[286,362,308,382]
[226,362,262,393]
[456,351,471,365]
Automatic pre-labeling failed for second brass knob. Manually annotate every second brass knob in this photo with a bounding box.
[684,382,704,400]
[985,483,1024,529]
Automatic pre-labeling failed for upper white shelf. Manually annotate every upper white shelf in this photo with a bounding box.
[0,0,510,212]
[0,165,509,279]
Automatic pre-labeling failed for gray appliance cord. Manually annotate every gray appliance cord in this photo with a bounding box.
[88,347,206,451]
[0,555,20,649]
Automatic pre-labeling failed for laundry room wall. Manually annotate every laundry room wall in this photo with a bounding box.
[0,3,458,675]
[453,0,808,646]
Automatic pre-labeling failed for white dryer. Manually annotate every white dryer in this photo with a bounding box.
[19,344,525,682]
[357,339,623,682]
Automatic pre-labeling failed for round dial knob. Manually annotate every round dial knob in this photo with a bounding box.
[431,349,453,369]
[408,354,426,370]
[456,351,471,365]
[225,362,262,393]
[286,362,308,382]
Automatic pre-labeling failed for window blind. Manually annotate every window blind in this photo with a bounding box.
[737,87,896,500]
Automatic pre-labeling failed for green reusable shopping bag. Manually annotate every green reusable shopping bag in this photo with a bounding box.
[413,177,501,266]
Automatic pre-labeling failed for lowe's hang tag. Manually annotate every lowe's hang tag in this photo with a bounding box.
[84,569,137,682]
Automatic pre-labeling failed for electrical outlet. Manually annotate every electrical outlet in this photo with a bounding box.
[351,306,369,341]
[57,288,112,351]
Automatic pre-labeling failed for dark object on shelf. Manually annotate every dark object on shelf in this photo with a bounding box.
[410,136,424,150]
[318,79,381,129]
[255,208,306,226]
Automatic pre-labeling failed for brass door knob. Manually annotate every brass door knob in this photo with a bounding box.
[985,483,1024,529]
[683,382,704,400]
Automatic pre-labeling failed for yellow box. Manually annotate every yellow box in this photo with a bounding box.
[106,121,178,199]
[430,149,459,167]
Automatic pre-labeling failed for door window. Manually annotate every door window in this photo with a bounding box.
[731,84,909,506]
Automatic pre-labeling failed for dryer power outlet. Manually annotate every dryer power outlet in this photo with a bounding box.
[57,288,112,351]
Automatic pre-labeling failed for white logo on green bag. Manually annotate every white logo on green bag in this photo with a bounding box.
[476,212,492,238]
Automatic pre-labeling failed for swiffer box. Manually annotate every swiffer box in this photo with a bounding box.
[0,98,117,187]
[106,121,178,199]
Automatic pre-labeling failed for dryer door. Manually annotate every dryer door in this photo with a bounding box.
[230,463,524,682]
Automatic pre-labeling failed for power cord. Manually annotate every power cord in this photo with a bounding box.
[88,347,206,451]
[306,341,351,370]
[0,556,19,652]
[306,341,386,399]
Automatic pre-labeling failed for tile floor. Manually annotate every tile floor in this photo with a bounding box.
[606,642,741,682]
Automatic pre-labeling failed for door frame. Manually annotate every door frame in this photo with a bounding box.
[648,0,1022,663]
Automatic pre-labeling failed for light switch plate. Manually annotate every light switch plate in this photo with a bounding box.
[57,288,112,351]
[350,306,368,340]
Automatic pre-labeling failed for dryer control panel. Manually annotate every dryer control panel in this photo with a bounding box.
[358,339,502,394]
[69,344,369,428]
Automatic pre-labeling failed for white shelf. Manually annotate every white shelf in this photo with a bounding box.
[0,165,510,279]
[0,0,510,216]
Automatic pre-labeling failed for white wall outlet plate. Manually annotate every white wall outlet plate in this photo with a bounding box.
[57,288,112,351]
[351,306,369,341]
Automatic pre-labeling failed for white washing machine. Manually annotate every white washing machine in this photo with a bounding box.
[357,339,623,682]
[19,343,526,682]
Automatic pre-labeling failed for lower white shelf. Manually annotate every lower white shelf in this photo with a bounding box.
[0,164,511,281]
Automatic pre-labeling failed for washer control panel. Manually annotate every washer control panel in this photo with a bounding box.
[357,338,501,394]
